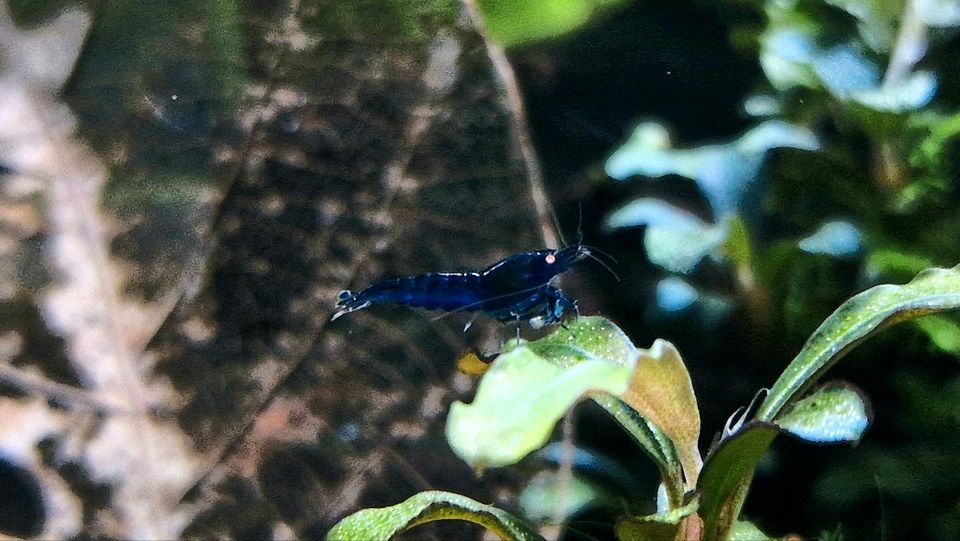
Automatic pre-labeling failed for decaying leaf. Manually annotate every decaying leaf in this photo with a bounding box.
[0,1,551,538]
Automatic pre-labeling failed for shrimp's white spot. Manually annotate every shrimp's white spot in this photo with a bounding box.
[545,254,556,264]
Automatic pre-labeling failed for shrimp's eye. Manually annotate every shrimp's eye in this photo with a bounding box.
[545,254,556,264]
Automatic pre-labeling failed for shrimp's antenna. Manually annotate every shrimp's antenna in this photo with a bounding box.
[576,203,583,245]
[582,247,620,281]
[549,203,567,248]
[584,244,618,264]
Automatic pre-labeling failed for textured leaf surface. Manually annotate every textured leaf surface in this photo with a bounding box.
[327,490,544,541]
[0,1,550,538]
[775,383,871,443]
[757,265,960,420]
[447,317,634,469]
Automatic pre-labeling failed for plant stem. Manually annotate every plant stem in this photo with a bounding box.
[873,0,929,193]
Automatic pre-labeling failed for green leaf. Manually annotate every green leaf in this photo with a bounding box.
[729,520,775,540]
[915,314,960,354]
[614,499,699,541]
[864,249,935,282]
[912,110,960,170]
[697,423,780,541]
[722,215,753,270]
[775,383,871,443]
[476,0,629,47]
[326,490,544,541]
[620,340,702,487]
[447,317,635,470]
[757,265,960,421]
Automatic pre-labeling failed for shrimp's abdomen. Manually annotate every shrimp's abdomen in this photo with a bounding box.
[382,272,485,311]
[332,272,485,320]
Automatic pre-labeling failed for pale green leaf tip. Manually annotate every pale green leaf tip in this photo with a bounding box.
[775,384,871,443]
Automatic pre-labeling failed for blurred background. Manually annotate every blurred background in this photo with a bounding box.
[0,0,958,539]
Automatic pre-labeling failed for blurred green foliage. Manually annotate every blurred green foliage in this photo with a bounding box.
[476,0,629,47]
[595,0,960,539]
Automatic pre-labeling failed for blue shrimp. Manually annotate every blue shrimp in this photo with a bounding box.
[331,242,606,336]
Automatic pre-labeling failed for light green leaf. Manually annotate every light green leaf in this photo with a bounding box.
[757,264,960,421]
[775,383,871,443]
[519,471,609,522]
[621,340,702,487]
[798,220,863,258]
[645,223,728,274]
[327,490,544,541]
[525,315,638,367]
[535,320,686,503]
[614,499,699,541]
[605,198,709,231]
[655,277,698,312]
[851,71,937,112]
[743,94,781,117]
[606,121,817,215]
[811,44,880,97]
[697,423,780,541]
[605,198,728,273]
[759,26,819,90]
[447,317,634,470]
[759,18,934,112]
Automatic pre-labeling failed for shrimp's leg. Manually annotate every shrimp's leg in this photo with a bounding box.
[515,313,521,342]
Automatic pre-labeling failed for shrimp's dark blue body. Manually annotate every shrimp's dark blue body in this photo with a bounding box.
[331,243,595,333]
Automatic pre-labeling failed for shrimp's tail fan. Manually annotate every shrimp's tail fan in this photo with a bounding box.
[331,290,372,321]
